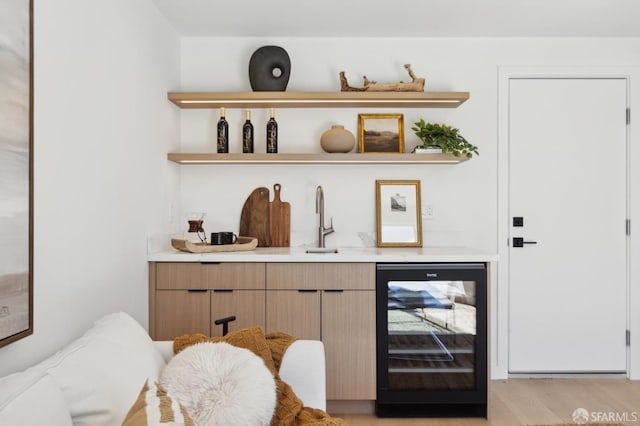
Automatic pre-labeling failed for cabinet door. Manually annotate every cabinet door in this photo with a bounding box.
[211,290,265,337]
[204,263,265,289]
[154,290,210,340]
[266,263,375,290]
[266,290,321,340]
[155,263,266,290]
[322,290,376,400]
[156,263,206,290]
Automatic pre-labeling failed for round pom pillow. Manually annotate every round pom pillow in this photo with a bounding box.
[159,342,276,426]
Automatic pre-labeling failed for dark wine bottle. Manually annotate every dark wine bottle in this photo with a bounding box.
[242,110,254,153]
[217,107,229,153]
[266,108,278,153]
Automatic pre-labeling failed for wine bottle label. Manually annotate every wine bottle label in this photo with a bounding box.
[243,122,254,153]
[217,121,228,153]
[267,121,278,153]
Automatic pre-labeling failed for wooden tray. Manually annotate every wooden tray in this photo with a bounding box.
[171,237,258,253]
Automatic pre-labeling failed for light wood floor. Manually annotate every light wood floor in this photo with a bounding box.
[332,379,640,425]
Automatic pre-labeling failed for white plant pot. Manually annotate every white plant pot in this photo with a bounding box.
[414,147,443,154]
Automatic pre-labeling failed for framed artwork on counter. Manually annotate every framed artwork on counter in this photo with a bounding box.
[375,180,422,247]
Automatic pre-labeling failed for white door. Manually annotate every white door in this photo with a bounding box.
[508,78,628,373]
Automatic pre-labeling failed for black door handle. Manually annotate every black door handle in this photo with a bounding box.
[513,237,538,247]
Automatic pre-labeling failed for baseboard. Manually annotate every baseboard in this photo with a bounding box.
[508,373,628,379]
[327,400,374,415]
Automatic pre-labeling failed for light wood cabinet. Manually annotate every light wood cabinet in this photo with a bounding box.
[149,262,266,339]
[210,289,265,337]
[156,262,264,290]
[154,289,210,341]
[265,262,374,290]
[266,290,321,340]
[149,261,376,400]
[322,290,376,400]
[265,263,376,400]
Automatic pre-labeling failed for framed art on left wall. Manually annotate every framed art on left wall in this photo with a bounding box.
[0,0,33,347]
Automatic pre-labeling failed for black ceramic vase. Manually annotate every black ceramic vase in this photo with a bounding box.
[248,46,291,91]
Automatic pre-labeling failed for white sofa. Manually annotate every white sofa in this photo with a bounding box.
[0,312,326,425]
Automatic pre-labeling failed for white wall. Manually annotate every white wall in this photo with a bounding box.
[0,0,180,376]
[178,38,495,250]
[177,37,640,253]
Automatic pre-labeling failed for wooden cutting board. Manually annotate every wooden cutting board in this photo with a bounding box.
[269,183,291,247]
[239,187,271,247]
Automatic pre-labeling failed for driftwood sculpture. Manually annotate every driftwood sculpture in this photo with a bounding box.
[340,64,425,92]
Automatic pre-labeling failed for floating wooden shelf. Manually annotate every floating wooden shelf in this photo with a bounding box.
[167,91,471,166]
[167,153,469,165]
[168,91,469,109]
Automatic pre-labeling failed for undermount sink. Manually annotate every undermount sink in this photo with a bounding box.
[305,247,339,254]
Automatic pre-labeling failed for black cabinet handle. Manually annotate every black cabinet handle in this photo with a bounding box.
[298,289,318,293]
[324,289,344,293]
[187,289,207,293]
[213,289,233,293]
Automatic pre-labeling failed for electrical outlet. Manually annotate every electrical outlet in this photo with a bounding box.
[423,204,435,220]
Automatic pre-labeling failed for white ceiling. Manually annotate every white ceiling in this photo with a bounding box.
[152,0,640,38]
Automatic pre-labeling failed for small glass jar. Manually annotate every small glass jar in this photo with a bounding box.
[184,212,207,243]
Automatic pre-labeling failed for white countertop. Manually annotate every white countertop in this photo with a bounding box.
[148,245,498,263]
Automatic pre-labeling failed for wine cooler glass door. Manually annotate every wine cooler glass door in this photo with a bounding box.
[387,278,477,391]
[377,263,487,406]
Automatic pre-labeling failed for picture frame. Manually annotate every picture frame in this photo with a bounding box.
[358,113,405,153]
[0,0,33,347]
[376,180,422,247]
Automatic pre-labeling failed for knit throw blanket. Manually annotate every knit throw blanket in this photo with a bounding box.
[173,327,346,426]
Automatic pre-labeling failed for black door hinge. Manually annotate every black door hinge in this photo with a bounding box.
[627,108,631,125]
[627,330,631,346]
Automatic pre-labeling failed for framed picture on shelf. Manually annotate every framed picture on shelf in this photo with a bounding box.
[358,113,405,153]
[375,180,422,247]
[0,0,33,347]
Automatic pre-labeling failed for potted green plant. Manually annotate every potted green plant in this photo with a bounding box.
[411,119,479,158]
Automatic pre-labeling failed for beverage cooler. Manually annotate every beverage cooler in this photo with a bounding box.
[376,263,487,417]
